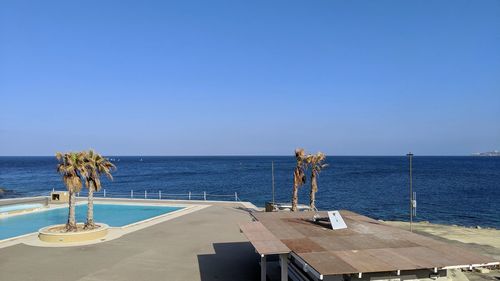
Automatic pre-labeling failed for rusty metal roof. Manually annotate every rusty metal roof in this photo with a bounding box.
[251,210,497,276]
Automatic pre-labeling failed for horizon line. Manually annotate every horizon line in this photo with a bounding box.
[0,154,480,157]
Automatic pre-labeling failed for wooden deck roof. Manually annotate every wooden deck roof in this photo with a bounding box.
[251,210,497,276]
[239,221,290,256]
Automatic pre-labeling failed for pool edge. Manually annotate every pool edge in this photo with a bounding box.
[0,201,210,248]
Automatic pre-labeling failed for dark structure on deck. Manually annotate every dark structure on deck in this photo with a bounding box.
[241,210,498,281]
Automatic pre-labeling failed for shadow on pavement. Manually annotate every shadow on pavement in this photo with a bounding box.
[198,242,259,281]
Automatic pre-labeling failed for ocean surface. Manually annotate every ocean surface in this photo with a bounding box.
[0,156,499,228]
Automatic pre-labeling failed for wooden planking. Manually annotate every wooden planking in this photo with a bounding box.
[262,222,305,240]
[240,222,277,241]
[364,248,425,271]
[289,218,357,237]
[333,250,396,273]
[251,210,498,276]
[431,244,494,265]
[282,238,326,253]
[389,246,459,268]
[239,221,290,255]
[299,251,358,275]
[251,240,290,255]
[310,236,361,251]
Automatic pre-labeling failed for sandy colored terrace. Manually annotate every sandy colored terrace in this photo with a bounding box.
[0,202,260,281]
[384,221,500,261]
[385,221,500,281]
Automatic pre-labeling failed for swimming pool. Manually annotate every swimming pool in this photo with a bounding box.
[0,203,44,213]
[0,204,183,240]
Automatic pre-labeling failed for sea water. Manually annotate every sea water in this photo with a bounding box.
[0,156,499,228]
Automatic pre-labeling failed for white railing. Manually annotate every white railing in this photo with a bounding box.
[72,189,240,202]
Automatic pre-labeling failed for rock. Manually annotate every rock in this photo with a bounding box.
[474,268,489,274]
[0,187,14,198]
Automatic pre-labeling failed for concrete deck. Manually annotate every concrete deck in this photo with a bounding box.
[0,204,259,281]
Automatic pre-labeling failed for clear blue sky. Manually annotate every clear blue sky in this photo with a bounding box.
[1,0,499,156]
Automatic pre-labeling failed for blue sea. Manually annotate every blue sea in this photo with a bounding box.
[0,156,499,228]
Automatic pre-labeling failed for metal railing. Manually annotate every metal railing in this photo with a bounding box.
[70,189,240,202]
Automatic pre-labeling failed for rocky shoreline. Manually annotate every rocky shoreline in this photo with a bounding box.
[385,220,500,260]
[386,221,500,281]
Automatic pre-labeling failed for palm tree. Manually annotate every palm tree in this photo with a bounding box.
[56,152,86,231]
[83,150,116,229]
[291,148,307,212]
[305,152,328,211]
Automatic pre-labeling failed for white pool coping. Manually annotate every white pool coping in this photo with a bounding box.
[0,200,210,248]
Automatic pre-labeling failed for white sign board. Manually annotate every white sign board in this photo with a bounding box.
[328,211,347,230]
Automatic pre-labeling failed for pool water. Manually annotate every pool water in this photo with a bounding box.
[0,203,44,213]
[0,204,182,240]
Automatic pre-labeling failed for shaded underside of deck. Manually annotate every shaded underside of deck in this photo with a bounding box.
[252,210,497,276]
[0,204,258,281]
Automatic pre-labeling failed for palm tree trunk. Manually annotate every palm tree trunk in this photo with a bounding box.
[291,168,299,212]
[310,173,317,210]
[85,185,95,229]
[291,183,298,212]
[66,191,77,232]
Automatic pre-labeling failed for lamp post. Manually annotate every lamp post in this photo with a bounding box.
[271,161,275,204]
[407,152,414,232]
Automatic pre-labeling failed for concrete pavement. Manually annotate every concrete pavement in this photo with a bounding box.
[0,204,259,281]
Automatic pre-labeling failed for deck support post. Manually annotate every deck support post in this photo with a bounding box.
[280,253,288,281]
[261,255,267,281]
[159,190,161,200]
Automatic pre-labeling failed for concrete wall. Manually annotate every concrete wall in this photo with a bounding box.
[0,196,49,207]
